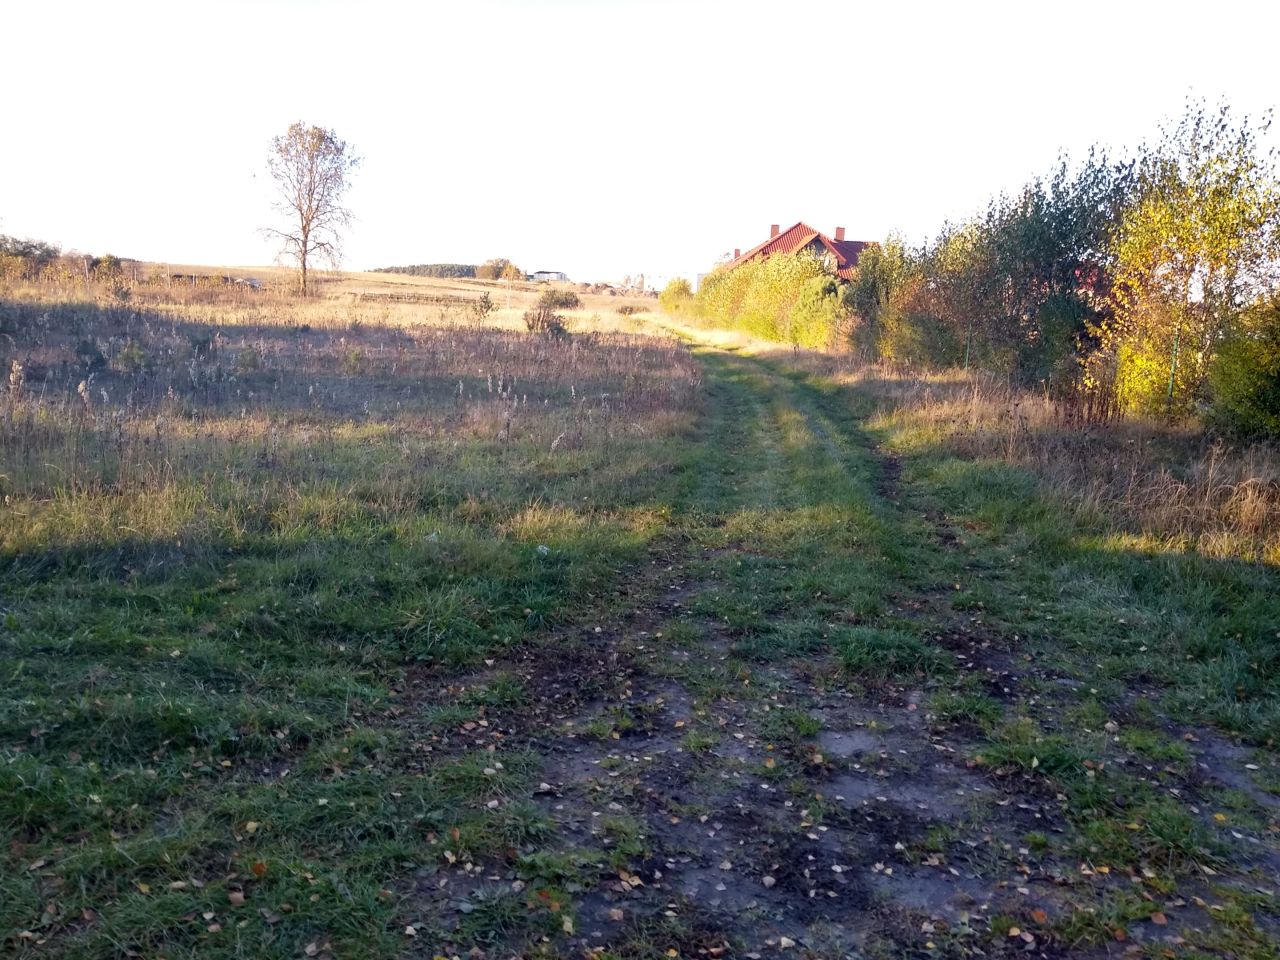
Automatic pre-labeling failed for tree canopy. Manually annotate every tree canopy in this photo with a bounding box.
[265,122,359,295]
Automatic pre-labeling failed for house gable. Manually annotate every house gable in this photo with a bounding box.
[726,222,873,281]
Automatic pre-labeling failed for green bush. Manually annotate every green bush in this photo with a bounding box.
[694,252,836,345]
[537,288,580,310]
[878,304,959,367]
[789,275,847,349]
[1209,299,1280,438]
[658,278,693,315]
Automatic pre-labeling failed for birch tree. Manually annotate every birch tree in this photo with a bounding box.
[265,122,358,295]
[1106,102,1280,415]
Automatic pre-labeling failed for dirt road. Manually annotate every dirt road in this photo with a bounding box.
[403,341,1280,958]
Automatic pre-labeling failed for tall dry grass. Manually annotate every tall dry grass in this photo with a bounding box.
[843,365,1280,564]
[0,276,698,561]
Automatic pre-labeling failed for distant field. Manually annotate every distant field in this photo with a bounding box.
[2,275,1277,959]
[150,264,658,325]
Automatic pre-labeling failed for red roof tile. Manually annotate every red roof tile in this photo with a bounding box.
[727,222,873,280]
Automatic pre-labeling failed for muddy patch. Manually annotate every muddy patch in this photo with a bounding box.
[1191,730,1280,813]
[817,728,882,758]
[826,767,989,821]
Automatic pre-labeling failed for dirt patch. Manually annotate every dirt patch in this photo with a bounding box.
[1190,729,1280,814]
[826,766,991,821]
[817,728,882,757]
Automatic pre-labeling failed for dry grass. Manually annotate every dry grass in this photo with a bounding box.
[129,263,659,321]
[837,365,1280,564]
[0,274,697,552]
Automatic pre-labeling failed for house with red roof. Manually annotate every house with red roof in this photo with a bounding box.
[726,222,873,281]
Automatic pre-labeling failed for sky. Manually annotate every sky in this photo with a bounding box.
[3,0,1278,286]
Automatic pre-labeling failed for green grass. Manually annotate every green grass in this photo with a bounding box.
[929,688,1005,729]
[836,625,953,682]
[4,293,1279,957]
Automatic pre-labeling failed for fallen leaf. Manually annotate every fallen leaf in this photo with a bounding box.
[136,883,151,895]
[227,890,246,907]
[251,862,267,878]
[1031,909,1048,924]
[1151,912,1168,925]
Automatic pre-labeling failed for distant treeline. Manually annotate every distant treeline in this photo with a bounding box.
[372,259,525,281]
[373,264,477,278]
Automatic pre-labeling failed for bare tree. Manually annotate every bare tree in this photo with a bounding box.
[265,122,358,295]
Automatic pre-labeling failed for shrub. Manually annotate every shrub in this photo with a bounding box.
[471,292,495,321]
[616,305,644,316]
[658,278,693,315]
[537,289,580,310]
[878,303,960,367]
[788,275,847,349]
[523,307,568,338]
[1208,298,1280,438]
[694,253,834,343]
[75,338,106,371]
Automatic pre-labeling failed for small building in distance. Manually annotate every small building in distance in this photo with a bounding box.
[529,270,569,282]
[726,222,873,280]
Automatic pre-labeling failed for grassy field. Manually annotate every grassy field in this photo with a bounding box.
[3,273,1278,959]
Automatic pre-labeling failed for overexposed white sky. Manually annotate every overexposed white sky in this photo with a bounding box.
[2,0,1276,284]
